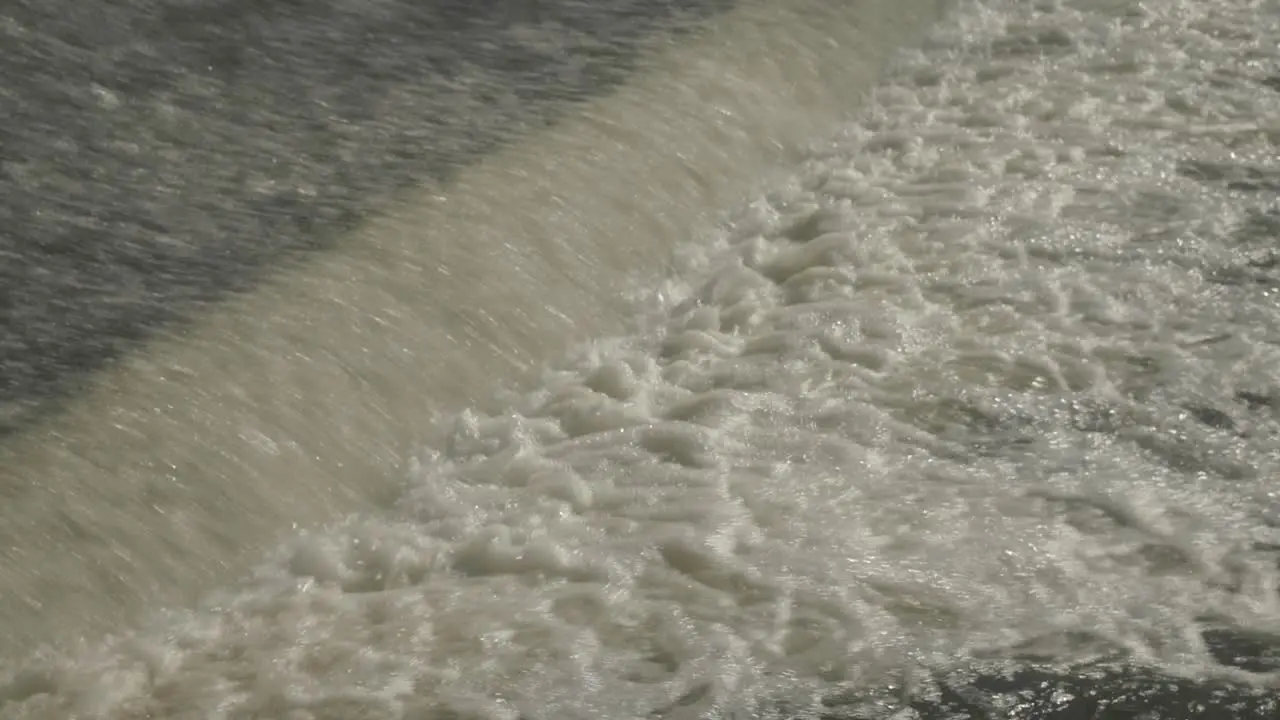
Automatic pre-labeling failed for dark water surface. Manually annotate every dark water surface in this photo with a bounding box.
[0,0,733,433]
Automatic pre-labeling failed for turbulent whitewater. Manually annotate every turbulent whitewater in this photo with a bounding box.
[5,0,1280,717]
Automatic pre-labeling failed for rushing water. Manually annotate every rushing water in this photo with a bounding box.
[0,0,941,661]
[4,0,1280,718]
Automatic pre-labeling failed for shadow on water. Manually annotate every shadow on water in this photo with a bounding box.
[817,663,1278,720]
[0,0,734,434]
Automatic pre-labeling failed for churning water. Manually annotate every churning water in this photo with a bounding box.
[3,0,1280,718]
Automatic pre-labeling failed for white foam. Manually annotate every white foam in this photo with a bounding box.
[0,0,943,657]
[6,0,1280,717]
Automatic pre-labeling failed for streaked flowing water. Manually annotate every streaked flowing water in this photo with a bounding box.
[0,0,942,661]
[4,0,1280,718]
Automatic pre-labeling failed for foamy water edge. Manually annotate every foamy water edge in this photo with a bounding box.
[5,0,1280,717]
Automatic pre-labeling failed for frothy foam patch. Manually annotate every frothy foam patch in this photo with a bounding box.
[5,0,1280,717]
